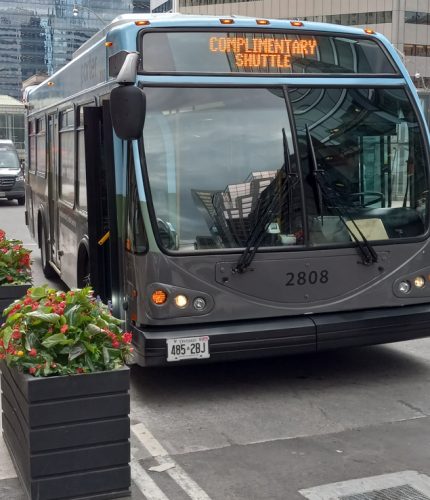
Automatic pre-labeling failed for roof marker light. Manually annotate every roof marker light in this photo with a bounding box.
[290,21,304,27]
[364,28,375,34]
[47,81,54,86]
[256,19,270,25]
[135,20,150,26]
[105,41,113,47]
[220,18,235,25]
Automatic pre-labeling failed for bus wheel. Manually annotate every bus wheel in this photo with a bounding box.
[77,248,90,288]
[17,197,25,206]
[40,223,56,279]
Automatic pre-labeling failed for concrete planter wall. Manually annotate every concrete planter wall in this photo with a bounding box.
[0,362,131,500]
[0,284,30,317]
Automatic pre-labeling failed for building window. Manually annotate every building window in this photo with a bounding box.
[402,44,430,57]
[405,11,430,24]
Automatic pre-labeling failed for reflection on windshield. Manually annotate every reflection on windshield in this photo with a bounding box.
[142,86,429,252]
[143,87,302,251]
[0,149,19,169]
[291,87,428,245]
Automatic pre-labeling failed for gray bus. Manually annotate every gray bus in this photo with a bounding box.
[25,14,430,365]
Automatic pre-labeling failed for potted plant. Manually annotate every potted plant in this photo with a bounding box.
[0,229,32,317]
[0,285,133,500]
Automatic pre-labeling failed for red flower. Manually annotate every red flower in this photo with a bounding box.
[76,367,84,374]
[0,230,5,241]
[6,276,13,282]
[111,340,120,349]
[29,348,37,357]
[28,367,36,375]
[122,332,133,344]
[60,324,68,334]
[19,253,30,267]
[12,330,21,340]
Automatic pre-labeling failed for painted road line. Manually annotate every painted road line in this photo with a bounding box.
[132,423,211,500]
[131,460,169,500]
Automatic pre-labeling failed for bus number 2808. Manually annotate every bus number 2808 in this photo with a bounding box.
[286,270,329,286]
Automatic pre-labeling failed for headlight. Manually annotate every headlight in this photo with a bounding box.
[16,174,24,181]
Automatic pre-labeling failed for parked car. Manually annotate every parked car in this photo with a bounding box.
[0,140,24,205]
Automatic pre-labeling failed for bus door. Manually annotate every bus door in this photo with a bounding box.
[83,104,119,309]
[47,114,60,269]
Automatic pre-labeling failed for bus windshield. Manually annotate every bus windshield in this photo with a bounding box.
[142,86,429,252]
[0,148,19,169]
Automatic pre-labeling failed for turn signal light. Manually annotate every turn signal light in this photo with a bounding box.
[105,41,113,47]
[290,21,304,27]
[256,19,270,25]
[220,18,235,24]
[135,20,150,26]
[151,290,168,305]
[364,28,375,34]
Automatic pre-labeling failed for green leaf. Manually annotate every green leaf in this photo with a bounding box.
[84,353,95,372]
[83,341,97,354]
[25,332,37,351]
[27,312,61,324]
[86,324,104,336]
[41,333,73,348]
[64,305,80,326]
[102,346,110,365]
[2,327,12,349]
[30,287,49,300]
[68,344,86,361]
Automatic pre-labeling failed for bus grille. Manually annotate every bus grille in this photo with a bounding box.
[0,177,15,190]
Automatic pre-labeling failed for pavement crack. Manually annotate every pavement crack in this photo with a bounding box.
[398,399,427,416]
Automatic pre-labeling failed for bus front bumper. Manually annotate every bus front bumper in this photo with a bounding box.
[131,303,430,367]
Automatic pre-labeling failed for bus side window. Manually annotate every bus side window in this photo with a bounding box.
[59,109,75,205]
[77,107,87,211]
[28,120,36,174]
[126,166,147,254]
[36,118,46,177]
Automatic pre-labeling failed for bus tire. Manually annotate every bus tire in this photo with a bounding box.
[39,222,56,279]
[77,246,90,289]
[17,197,25,206]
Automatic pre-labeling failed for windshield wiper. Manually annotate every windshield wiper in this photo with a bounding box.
[305,125,378,265]
[233,129,299,274]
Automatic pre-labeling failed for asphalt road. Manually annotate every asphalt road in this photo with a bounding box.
[1,200,430,500]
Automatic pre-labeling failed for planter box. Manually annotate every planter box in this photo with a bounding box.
[0,362,131,500]
[0,284,30,318]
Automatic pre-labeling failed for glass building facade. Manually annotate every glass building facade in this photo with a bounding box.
[0,0,150,99]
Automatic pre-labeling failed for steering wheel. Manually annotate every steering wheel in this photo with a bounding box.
[347,191,385,208]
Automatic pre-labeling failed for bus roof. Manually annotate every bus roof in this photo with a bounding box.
[73,13,382,59]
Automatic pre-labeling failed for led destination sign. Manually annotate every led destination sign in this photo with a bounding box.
[208,36,318,70]
[140,31,397,75]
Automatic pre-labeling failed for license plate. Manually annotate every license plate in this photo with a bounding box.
[0,192,5,197]
[167,336,210,362]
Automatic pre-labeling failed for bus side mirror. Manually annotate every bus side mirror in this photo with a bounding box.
[110,85,146,140]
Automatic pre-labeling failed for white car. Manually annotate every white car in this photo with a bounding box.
[0,140,24,205]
